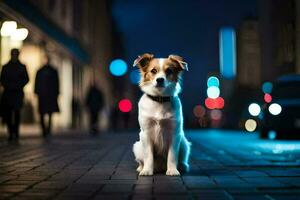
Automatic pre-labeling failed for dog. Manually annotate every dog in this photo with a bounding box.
[132,53,191,176]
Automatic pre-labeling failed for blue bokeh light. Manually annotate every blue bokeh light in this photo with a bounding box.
[109,59,127,76]
[207,76,220,88]
[219,27,236,79]
[262,82,273,94]
[129,70,141,85]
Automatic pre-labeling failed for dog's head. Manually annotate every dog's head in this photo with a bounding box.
[133,53,188,96]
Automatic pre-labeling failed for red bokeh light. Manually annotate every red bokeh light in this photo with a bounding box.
[193,105,206,118]
[264,93,272,103]
[118,99,132,112]
[205,97,225,109]
[210,109,222,120]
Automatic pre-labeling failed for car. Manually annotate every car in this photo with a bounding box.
[260,74,300,139]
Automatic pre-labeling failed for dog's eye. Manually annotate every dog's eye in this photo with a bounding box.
[151,69,157,74]
[165,68,173,75]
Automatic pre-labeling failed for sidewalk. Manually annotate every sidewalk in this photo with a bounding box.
[0,130,299,200]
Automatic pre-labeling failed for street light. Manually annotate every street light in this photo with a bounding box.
[11,28,28,41]
[268,103,282,115]
[0,21,17,37]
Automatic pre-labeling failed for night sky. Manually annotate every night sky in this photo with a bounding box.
[111,0,258,119]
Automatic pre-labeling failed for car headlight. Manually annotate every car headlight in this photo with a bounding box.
[248,103,261,116]
[268,103,282,115]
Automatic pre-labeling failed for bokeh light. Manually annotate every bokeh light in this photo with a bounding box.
[129,70,140,85]
[245,119,257,132]
[11,28,28,41]
[118,99,132,112]
[268,103,282,115]
[248,103,261,116]
[207,86,220,99]
[268,130,277,140]
[262,82,273,94]
[193,105,206,118]
[109,59,127,76]
[264,93,272,103]
[210,110,222,120]
[207,76,220,87]
[205,97,224,110]
[215,97,225,109]
[205,98,215,109]
[0,21,17,37]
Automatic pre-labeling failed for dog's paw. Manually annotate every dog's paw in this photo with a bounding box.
[139,169,153,176]
[166,168,180,176]
[136,165,143,172]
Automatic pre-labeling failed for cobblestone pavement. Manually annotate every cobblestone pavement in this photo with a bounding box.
[0,130,300,200]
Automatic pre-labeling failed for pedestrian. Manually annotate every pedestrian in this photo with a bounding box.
[34,56,60,137]
[0,49,29,141]
[85,84,104,134]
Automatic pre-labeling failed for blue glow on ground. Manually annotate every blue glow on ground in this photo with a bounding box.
[109,59,128,76]
[129,70,140,85]
[219,27,236,79]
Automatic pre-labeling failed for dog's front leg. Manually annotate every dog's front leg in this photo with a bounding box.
[166,135,181,176]
[139,137,154,176]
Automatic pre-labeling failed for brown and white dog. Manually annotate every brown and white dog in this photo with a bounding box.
[132,53,191,176]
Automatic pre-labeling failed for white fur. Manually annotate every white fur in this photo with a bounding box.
[133,63,191,176]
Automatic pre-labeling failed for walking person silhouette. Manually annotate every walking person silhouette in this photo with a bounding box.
[0,49,29,141]
[34,56,60,137]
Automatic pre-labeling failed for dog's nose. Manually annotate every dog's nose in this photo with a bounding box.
[156,78,164,84]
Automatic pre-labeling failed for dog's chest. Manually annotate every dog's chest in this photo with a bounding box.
[138,94,180,120]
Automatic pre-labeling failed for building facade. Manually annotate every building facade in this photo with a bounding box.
[237,19,261,88]
[259,0,298,82]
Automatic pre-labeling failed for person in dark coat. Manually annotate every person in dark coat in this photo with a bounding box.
[34,57,59,137]
[85,84,104,134]
[0,49,29,141]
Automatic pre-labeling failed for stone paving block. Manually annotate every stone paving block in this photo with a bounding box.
[32,181,69,190]
[231,194,271,200]
[154,194,191,200]
[273,177,300,187]
[55,194,92,200]
[153,184,187,194]
[12,192,57,200]
[242,177,287,188]
[100,184,134,193]
[0,193,14,199]
[263,169,300,177]
[131,194,153,200]
[92,194,129,200]
[135,176,153,184]
[268,194,300,200]
[235,170,269,177]
[0,185,29,193]
[133,184,152,194]
[0,175,18,183]
[4,180,37,186]
[191,190,233,200]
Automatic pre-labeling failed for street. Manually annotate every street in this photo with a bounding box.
[0,130,299,200]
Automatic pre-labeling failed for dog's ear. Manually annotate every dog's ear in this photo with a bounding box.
[168,55,188,71]
[133,53,154,69]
